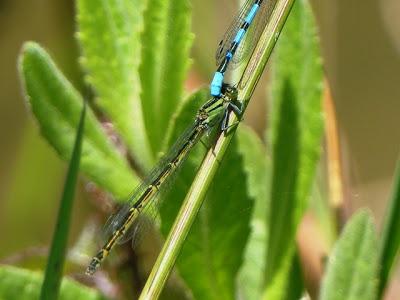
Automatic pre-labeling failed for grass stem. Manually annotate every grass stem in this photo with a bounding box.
[139,1,295,298]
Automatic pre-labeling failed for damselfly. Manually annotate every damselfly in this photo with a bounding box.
[86,85,240,275]
[86,0,276,275]
[210,0,277,97]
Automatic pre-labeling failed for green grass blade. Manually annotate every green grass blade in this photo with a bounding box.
[174,135,252,300]
[0,265,106,300]
[39,101,86,300]
[19,42,138,199]
[263,0,324,298]
[140,0,193,153]
[154,91,254,300]
[142,125,252,300]
[319,210,379,300]
[378,160,400,298]
[77,0,153,169]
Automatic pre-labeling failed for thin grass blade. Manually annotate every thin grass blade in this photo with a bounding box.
[39,102,86,300]
[378,159,400,298]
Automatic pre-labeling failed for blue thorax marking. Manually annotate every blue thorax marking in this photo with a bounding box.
[210,72,224,96]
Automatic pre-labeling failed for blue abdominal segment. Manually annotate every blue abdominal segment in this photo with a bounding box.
[210,0,265,97]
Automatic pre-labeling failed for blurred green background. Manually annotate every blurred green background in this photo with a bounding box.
[0,0,399,296]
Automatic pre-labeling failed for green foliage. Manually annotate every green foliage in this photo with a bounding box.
[77,0,153,168]
[0,265,107,300]
[16,0,392,299]
[140,0,194,154]
[40,103,86,300]
[159,92,258,300]
[263,0,324,298]
[19,42,137,199]
[319,211,379,300]
[237,125,270,220]
[378,160,400,297]
[236,125,269,299]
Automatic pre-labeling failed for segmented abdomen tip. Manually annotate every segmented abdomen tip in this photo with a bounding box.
[85,259,99,276]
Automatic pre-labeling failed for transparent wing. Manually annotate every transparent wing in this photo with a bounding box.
[130,196,161,249]
[101,170,156,243]
[102,195,160,246]
[238,0,278,88]
[126,128,215,248]
[232,0,277,66]
[216,0,278,70]
[100,120,206,246]
[215,0,255,66]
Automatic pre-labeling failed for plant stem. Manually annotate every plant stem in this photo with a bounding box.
[139,0,295,298]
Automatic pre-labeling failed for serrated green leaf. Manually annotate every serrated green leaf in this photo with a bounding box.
[40,103,85,300]
[19,42,138,199]
[238,218,267,300]
[236,125,270,300]
[237,125,270,220]
[77,0,153,169]
[378,159,400,297]
[319,210,379,300]
[140,0,194,154]
[0,265,107,300]
[264,79,302,300]
[263,0,324,298]
[159,91,253,300]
